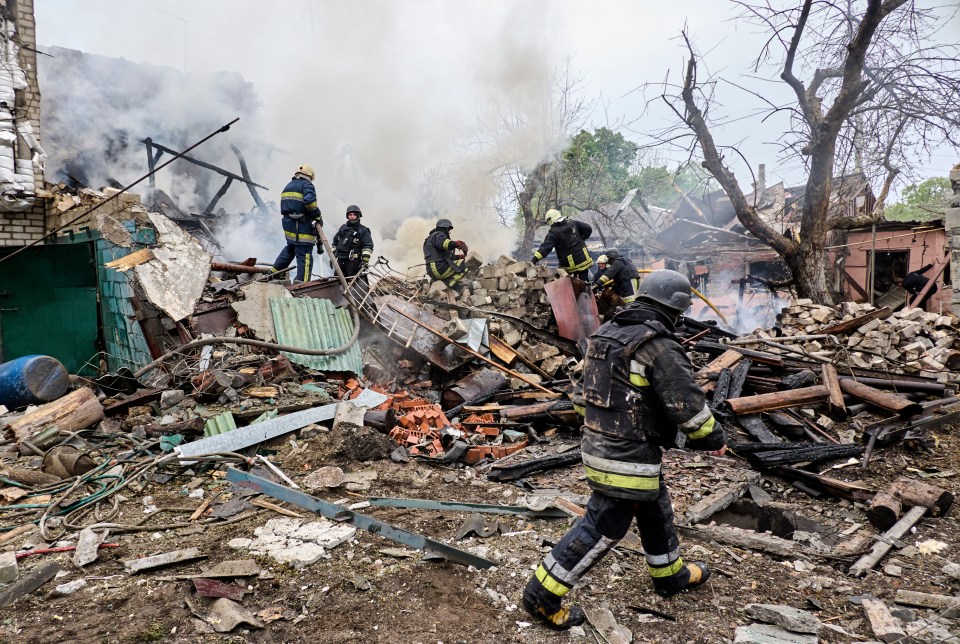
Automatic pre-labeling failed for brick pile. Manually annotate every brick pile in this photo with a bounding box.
[761,300,960,381]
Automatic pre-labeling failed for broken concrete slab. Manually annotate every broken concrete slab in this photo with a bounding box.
[745,604,821,634]
[186,596,262,633]
[303,466,344,491]
[123,548,206,574]
[231,281,291,342]
[733,624,818,644]
[199,559,261,578]
[238,518,356,568]
[333,399,368,431]
[342,469,378,492]
[134,213,212,321]
[0,551,18,584]
[73,527,109,567]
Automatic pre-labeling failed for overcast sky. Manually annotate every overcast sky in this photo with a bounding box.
[34,1,960,264]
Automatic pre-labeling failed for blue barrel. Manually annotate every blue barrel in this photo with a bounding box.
[0,355,70,409]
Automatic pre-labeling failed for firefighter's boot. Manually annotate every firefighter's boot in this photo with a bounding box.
[653,561,711,598]
[522,597,586,631]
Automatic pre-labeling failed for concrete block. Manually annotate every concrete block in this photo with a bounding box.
[333,400,368,431]
[160,389,185,409]
[745,603,821,634]
[0,551,18,584]
[427,280,448,296]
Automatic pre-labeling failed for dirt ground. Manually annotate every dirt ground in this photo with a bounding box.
[1,418,959,644]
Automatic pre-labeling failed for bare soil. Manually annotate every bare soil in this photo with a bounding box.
[2,419,959,644]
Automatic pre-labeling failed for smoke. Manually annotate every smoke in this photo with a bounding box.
[690,268,790,335]
[37,2,574,273]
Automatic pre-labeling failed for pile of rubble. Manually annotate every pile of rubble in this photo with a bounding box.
[735,299,960,380]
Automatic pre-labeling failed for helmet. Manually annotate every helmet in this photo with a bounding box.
[296,164,316,181]
[436,218,453,230]
[596,255,609,265]
[605,248,621,260]
[544,209,563,225]
[346,204,362,219]
[636,269,692,313]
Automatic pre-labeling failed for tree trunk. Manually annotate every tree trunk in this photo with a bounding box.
[785,244,833,303]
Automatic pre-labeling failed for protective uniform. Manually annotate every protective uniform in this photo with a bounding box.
[272,169,322,282]
[532,210,593,280]
[332,205,374,279]
[523,270,726,630]
[595,251,641,302]
[423,219,468,289]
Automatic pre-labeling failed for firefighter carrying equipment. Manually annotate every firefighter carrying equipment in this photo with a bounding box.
[295,164,316,181]
[423,224,467,288]
[532,218,593,277]
[596,253,641,303]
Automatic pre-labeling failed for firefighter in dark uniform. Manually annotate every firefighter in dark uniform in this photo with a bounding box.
[271,164,322,283]
[423,218,468,289]
[594,248,641,303]
[332,204,374,279]
[894,263,939,311]
[531,208,593,280]
[523,269,727,630]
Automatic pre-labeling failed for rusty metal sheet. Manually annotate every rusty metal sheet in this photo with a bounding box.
[190,302,237,336]
[288,277,348,307]
[441,367,507,410]
[368,295,473,372]
[544,276,600,343]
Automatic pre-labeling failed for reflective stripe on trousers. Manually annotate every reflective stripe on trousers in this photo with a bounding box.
[523,481,682,614]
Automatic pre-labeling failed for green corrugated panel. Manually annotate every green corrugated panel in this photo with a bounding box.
[95,237,155,373]
[270,297,362,375]
[204,411,237,437]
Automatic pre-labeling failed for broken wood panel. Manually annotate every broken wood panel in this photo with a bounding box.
[849,505,927,577]
[838,379,922,418]
[725,386,829,416]
[8,387,105,443]
[104,248,155,272]
[819,306,891,336]
[860,598,907,644]
[697,349,742,380]
[735,415,783,444]
[894,590,960,610]
[0,562,60,608]
[727,359,752,399]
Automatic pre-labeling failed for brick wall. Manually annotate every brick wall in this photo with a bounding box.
[0,0,49,247]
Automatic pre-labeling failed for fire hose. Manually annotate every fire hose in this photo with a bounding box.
[133,222,360,379]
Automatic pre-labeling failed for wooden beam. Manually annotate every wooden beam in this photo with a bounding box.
[839,379,922,418]
[839,265,869,300]
[819,306,890,336]
[820,364,847,420]
[725,385,829,416]
[907,260,947,309]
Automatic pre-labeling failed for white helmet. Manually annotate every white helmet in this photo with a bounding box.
[596,254,609,265]
[296,164,316,181]
[545,208,564,225]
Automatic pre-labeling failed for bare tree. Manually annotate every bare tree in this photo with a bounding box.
[661,0,960,302]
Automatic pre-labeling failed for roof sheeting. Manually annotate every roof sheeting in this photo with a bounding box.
[270,297,362,375]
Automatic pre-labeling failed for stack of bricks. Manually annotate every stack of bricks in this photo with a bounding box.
[425,255,563,347]
[747,299,960,382]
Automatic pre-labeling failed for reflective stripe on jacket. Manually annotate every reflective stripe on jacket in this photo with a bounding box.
[280,177,319,219]
[423,228,465,283]
[597,256,641,301]
[533,219,593,272]
[333,222,374,261]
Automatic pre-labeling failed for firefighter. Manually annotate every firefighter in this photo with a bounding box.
[531,208,593,281]
[332,204,374,279]
[594,248,641,302]
[271,164,322,283]
[893,263,939,311]
[522,269,727,630]
[423,218,468,290]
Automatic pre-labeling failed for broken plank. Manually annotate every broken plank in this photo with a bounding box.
[820,364,847,421]
[678,524,801,558]
[697,349,742,380]
[123,548,206,574]
[838,379,922,418]
[736,415,784,444]
[848,505,927,577]
[819,306,891,336]
[104,248,155,272]
[725,386,828,416]
[681,480,756,526]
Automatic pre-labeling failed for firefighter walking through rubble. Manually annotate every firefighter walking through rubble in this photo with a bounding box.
[271,164,322,283]
[594,248,641,303]
[531,208,593,281]
[332,204,374,280]
[423,218,468,290]
[522,269,727,631]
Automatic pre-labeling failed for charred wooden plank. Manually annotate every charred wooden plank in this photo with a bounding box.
[777,369,816,391]
[745,443,863,468]
[724,386,828,416]
[818,307,891,336]
[820,364,847,421]
[839,379,922,418]
[734,415,783,444]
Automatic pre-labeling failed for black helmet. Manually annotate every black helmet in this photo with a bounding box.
[605,248,621,260]
[636,269,692,313]
[436,218,453,230]
[346,205,362,218]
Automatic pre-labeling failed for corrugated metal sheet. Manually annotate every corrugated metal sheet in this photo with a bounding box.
[97,237,155,373]
[204,411,237,437]
[270,297,362,375]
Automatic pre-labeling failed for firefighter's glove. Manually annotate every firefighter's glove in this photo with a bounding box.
[454,240,468,253]
[531,257,539,265]
[687,424,726,452]
[315,241,324,256]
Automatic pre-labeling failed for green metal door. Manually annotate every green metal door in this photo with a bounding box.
[0,243,99,375]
